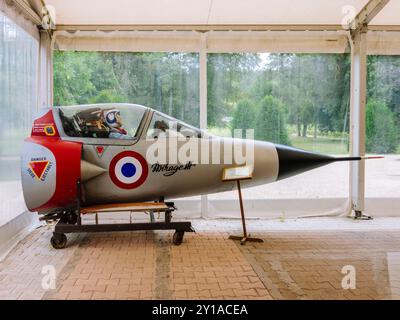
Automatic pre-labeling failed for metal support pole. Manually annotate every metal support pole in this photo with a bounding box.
[345,0,389,218]
[349,29,368,218]
[76,179,82,225]
[199,33,208,219]
[38,29,52,108]
[228,179,263,245]
[236,180,247,238]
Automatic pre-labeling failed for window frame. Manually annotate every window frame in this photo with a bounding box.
[55,104,152,146]
[145,110,203,140]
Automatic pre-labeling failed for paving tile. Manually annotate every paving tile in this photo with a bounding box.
[2,218,400,300]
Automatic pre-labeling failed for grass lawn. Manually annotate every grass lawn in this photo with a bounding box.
[208,126,349,155]
[290,135,349,155]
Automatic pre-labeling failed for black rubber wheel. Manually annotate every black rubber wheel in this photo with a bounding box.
[51,234,67,249]
[173,231,184,245]
[67,213,78,225]
[60,213,68,223]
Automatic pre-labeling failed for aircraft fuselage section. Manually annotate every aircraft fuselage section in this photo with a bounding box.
[81,138,279,205]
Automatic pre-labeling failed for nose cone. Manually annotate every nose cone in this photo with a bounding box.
[275,144,337,180]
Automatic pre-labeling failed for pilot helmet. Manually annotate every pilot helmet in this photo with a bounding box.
[104,109,121,128]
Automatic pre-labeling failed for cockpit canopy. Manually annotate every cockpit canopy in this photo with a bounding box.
[57,103,202,140]
[58,104,147,139]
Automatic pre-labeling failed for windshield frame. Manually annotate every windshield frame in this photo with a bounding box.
[146,110,203,139]
[54,103,150,146]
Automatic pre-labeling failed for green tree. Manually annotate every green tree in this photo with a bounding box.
[368,55,400,129]
[53,51,96,105]
[255,95,290,145]
[265,54,350,138]
[231,100,256,135]
[366,100,398,153]
[207,53,260,126]
[53,51,199,126]
[89,89,126,104]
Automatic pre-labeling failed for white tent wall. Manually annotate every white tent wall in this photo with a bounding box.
[54,30,400,56]
[52,30,354,220]
[0,0,397,223]
[54,30,351,54]
[0,0,42,256]
[38,29,52,108]
[52,29,400,220]
[367,31,400,55]
[0,0,40,40]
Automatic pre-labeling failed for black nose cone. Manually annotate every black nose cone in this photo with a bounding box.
[275,144,337,180]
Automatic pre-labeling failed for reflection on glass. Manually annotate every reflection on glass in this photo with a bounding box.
[0,13,38,223]
[146,112,201,139]
[207,53,350,154]
[365,56,400,201]
[59,104,147,139]
[53,52,200,127]
[207,53,351,204]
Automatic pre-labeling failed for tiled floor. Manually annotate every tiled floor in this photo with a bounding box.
[1,217,400,300]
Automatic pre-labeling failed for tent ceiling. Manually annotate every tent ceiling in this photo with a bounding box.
[42,0,400,31]
[44,0,400,54]
[369,0,400,25]
[44,0,398,27]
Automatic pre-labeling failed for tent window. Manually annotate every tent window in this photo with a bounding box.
[0,13,38,223]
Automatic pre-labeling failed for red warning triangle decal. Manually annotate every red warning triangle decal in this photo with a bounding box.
[95,146,107,158]
[96,146,104,154]
[29,161,49,180]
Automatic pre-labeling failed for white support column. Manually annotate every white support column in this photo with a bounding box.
[199,33,208,218]
[38,29,53,109]
[349,29,367,214]
[346,0,389,217]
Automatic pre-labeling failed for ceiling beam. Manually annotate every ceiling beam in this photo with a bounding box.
[348,0,390,33]
[8,0,42,24]
[54,24,400,34]
[369,25,400,32]
[27,0,43,18]
[54,24,347,33]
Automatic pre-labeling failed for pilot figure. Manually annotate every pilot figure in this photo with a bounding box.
[104,109,130,139]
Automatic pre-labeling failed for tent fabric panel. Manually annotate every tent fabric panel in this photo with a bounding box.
[0,0,39,40]
[367,32,400,55]
[54,31,201,52]
[45,0,369,26]
[54,30,350,54]
[369,0,400,25]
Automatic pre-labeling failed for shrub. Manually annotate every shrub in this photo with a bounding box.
[366,100,398,154]
[231,99,256,137]
[255,95,291,145]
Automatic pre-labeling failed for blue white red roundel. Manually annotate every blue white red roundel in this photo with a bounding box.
[109,151,148,189]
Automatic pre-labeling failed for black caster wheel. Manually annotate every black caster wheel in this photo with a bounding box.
[67,213,78,225]
[173,231,184,245]
[51,233,67,249]
[60,213,68,223]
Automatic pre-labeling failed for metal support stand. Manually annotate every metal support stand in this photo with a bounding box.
[50,182,194,249]
[76,179,82,226]
[346,1,390,220]
[353,210,373,220]
[228,180,263,245]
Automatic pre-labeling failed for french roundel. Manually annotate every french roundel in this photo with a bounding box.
[109,151,148,189]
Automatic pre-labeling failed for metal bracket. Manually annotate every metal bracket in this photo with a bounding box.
[76,179,82,225]
[350,23,368,41]
[353,210,373,220]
